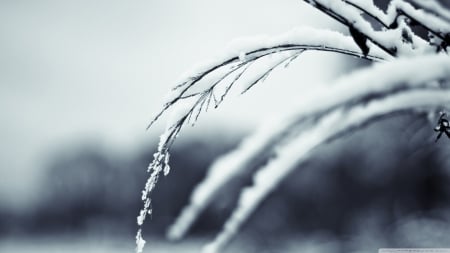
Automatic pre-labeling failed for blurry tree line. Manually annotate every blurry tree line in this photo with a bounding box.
[1,116,450,248]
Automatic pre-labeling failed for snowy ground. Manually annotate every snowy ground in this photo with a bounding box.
[0,236,208,253]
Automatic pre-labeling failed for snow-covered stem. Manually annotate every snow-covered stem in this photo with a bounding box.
[303,0,399,56]
[148,27,388,129]
[138,27,389,252]
[409,0,450,22]
[138,2,450,253]
[138,28,390,239]
[346,0,450,37]
[166,123,278,240]
[202,89,450,253]
[167,54,450,241]
[304,0,449,56]
[387,0,450,42]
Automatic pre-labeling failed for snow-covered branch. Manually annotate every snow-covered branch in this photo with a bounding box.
[137,2,450,253]
[410,0,450,22]
[136,28,390,248]
[203,88,450,253]
[304,0,450,56]
[149,27,389,129]
[167,54,450,242]
[387,0,450,38]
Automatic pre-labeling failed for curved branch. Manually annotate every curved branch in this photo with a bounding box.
[138,28,393,251]
[147,27,390,129]
[302,0,399,56]
[343,0,389,29]
[409,0,450,23]
[303,0,443,56]
[203,89,450,253]
[139,3,450,253]
[388,0,450,40]
[166,55,450,241]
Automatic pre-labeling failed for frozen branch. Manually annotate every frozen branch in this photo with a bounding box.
[203,89,450,253]
[148,27,389,129]
[138,2,450,253]
[304,0,450,56]
[137,27,391,251]
[167,54,450,242]
[388,0,450,45]
[409,0,450,22]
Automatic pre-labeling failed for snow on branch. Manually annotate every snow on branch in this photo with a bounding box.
[166,119,285,241]
[136,27,391,250]
[305,0,450,56]
[387,0,450,35]
[410,0,450,22]
[149,26,389,129]
[167,54,450,242]
[138,2,450,253]
[202,88,450,253]
[346,0,450,35]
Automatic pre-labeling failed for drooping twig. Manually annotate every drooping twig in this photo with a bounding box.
[139,2,450,253]
[167,55,450,242]
[147,27,389,130]
[203,89,450,253]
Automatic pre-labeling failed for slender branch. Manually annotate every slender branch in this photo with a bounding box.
[302,0,398,56]
[140,3,450,253]
[167,55,450,241]
[409,0,450,23]
[343,0,389,28]
[392,4,450,42]
[203,89,450,253]
[147,42,387,129]
[349,0,450,44]
[241,51,304,94]
[303,0,448,56]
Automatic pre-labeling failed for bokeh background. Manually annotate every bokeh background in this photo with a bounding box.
[1,0,450,252]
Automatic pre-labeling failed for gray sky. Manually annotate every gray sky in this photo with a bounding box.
[0,0,348,207]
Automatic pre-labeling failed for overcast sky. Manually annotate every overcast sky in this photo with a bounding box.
[0,0,350,207]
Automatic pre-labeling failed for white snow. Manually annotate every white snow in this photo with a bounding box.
[166,96,199,129]
[314,0,434,56]
[388,0,450,34]
[239,52,246,62]
[136,229,146,253]
[203,89,450,253]
[166,113,290,240]
[143,2,450,252]
[163,26,390,106]
[168,54,450,243]
[410,0,450,21]
[346,0,450,35]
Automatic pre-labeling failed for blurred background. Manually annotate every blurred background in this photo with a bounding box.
[1,0,450,252]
